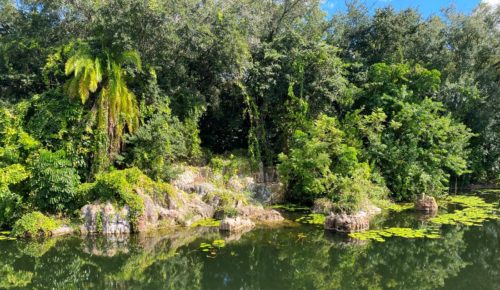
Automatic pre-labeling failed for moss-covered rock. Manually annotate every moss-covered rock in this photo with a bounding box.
[415,196,438,212]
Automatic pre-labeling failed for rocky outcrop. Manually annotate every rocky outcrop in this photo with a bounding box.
[219,217,255,232]
[414,196,438,212]
[50,225,74,237]
[80,191,217,234]
[324,204,381,233]
[79,166,287,236]
[324,212,370,232]
[227,176,254,192]
[172,169,215,196]
[80,202,132,235]
[136,194,159,232]
[237,204,284,223]
[172,166,285,204]
[172,193,215,226]
[251,182,285,204]
[364,204,382,216]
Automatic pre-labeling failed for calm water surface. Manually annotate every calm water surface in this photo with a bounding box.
[1,191,499,289]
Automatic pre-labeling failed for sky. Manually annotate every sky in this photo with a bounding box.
[321,0,500,18]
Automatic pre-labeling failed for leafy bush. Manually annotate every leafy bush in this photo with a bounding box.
[209,156,226,176]
[12,211,60,237]
[380,99,473,200]
[358,63,474,200]
[220,206,239,218]
[26,89,91,176]
[0,103,40,166]
[80,168,154,228]
[203,189,249,209]
[0,164,29,228]
[29,149,81,213]
[126,97,203,181]
[0,187,23,229]
[209,153,253,183]
[278,114,387,212]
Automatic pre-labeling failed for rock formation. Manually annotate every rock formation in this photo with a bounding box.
[219,217,255,232]
[324,204,381,233]
[414,196,439,212]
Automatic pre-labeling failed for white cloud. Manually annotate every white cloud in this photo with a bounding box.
[483,0,500,7]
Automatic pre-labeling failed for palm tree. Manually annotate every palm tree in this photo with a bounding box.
[64,43,142,171]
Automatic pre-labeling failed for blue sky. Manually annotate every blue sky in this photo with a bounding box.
[320,0,487,18]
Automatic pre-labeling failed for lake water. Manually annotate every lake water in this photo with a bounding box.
[1,191,499,289]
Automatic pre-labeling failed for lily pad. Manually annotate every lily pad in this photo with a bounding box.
[295,213,326,225]
[199,239,226,256]
[430,196,499,226]
[212,239,225,248]
[349,227,441,242]
[199,243,211,248]
[387,203,414,212]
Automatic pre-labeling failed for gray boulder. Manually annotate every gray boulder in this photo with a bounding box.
[219,217,255,232]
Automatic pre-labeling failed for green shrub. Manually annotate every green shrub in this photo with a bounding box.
[278,114,388,213]
[209,156,226,176]
[84,168,147,227]
[209,153,253,183]
[126,97,203,181]
[0,103,41,166]
[29,149,81,213]
[203,190,249,208]
[219,206,239,218]
[0,164,29,228]
[12,212,60,237]
[0,187,23,229]
[380,99,473,200]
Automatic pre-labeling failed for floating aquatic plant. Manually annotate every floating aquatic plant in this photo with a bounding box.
[199,239,226,257]
[447,196,494,208]
[295,213,326,225]
[430,196,500,226]
[387,203,414,212]
[349,227,441,242]
[270,204,310,212]
[190,218,221,227]
[199,242,212,252]
[212,239,225,248]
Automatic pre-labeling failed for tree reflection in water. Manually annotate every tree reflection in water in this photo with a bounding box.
[0,212,499,289]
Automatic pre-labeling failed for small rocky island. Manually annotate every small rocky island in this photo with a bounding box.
[47,166,286,237]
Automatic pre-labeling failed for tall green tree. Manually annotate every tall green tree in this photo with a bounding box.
[64,42,142,172]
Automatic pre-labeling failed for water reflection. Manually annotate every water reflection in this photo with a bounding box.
[0,204,499,289]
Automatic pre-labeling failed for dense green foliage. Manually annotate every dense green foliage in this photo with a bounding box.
[79,168,152,227]
[29,149,81,213]
[0,164,28,227]
[11,211,60,237]
[278,114,387,211]
[0,0,498,228]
